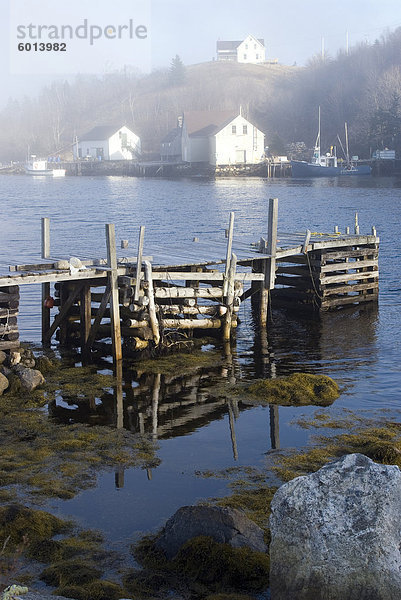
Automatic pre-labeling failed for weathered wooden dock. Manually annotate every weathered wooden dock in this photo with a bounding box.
[0,199,379,364]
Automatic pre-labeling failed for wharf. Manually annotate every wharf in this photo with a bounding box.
[0,199,379,364]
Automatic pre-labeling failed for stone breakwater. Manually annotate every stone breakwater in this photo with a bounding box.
[0,348,45,395]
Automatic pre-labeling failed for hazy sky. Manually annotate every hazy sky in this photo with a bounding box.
[1,0,400,108]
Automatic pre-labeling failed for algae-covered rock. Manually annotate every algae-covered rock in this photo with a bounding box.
[0,372,9,395]
[270,453,401,600]
[40,559,101,587]
[13,366,45,392]
[246,373,339,407]
[0,505,71,547]
[155,505,267,559]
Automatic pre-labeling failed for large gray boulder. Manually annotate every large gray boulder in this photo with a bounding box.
[270,453,401,600]
[155,505,267,559]
[14,365,45,392]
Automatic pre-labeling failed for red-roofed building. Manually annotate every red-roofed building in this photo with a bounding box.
[178,109,265,166]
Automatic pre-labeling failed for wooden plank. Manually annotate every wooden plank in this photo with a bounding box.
[0,340,20,350]
[321,281,379,296]
[151,271,264,282]
[0,286,19,294]
[0,309,18,318]
[321,292,379,309]
[0,270,114,287]
[317,247,378,261]
[162,318,222,329]
[9,255,153,272]
[155,287,224,299]
[106,224,122,362]
[156,305,226,316]
[320,259,378,273]
[0,323,18,334]
[311,235,379,251]
[0,292,19,302]
[320,270,379,285]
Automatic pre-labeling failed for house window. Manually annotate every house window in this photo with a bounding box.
[96,148,104,158]
[245,44,248,49]
[256,54,259,59]
[243,125,248,134]
[243,54,247,60]
[232,125,237,134]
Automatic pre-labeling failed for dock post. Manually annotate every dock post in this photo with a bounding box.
[80,284,91,363]
[223,253,237,341]
[41,217,51,345]
[106,224,122,363]
[260,198,278,326]
[134,226,145,302]
[223,212,235,297]
[144,261,160,346]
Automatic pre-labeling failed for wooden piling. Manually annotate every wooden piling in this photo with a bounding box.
[41,217,51,345]
[106,224,122,362]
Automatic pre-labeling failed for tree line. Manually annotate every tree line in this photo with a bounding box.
[0,27,400,162]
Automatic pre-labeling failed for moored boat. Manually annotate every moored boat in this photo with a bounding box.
[291,110,371,177]
[25,156,66,177]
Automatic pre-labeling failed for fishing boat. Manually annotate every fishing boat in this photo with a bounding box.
[291,110,371,177]
[25,156,66,177]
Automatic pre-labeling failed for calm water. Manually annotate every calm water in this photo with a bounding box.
[1,173,401,549]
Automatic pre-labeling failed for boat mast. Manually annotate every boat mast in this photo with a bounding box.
[345,122,350,166]
[313,107,321,164]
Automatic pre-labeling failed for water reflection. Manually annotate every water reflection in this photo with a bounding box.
[47,299,378,475]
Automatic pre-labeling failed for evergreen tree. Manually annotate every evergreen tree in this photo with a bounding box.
[168,55,186,86]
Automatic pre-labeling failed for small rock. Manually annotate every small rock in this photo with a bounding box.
[0,350,7,364]
[0,372,9,395]
[0,365,11,378]
[270,453,401,600]
[14,366,45,392]
[7,351,21,367]
[155,505,267,559]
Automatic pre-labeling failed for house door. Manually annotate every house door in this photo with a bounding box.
[235,150,246,164]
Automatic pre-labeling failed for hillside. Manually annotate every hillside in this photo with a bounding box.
[1,26,400,162]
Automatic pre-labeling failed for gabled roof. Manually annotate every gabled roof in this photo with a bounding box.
[161,127,182,144]
[217,40,241,51]
[184,110,238,137]
[217,37,265,51]
[80,125,126,141]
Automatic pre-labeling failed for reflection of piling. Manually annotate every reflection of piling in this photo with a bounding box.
[269,405,280,450]
[227,400,239,461]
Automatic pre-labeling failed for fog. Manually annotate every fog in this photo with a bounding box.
[0,0,400,107]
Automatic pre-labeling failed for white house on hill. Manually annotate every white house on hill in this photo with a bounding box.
[178,109,265,166]
[216,35,266,64]
[74,125,141,161]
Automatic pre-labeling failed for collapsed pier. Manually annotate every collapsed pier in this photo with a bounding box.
[0,199,379,364]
